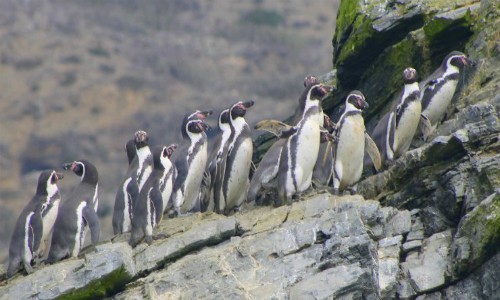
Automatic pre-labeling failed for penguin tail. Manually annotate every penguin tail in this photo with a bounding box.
[7,257,21,278]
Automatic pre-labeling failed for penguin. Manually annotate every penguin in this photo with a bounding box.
[129,144,177,247]
[7,170,63,277]
[170,111,211,215]
[370,67,421,166]
[112,130,153,235]
[199,108,231,213]
[221,100,254,214]
[332,91,371,195]
[276,83,332,205]
[248,79,328,205]
[420,51,470,140]
[46,160,100,264]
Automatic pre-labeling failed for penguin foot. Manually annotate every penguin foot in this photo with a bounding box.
[331,188,340,196]
[23,263,34,275]
[145,236,153,245]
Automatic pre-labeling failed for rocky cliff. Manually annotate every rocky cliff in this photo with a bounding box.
[1,0,499,299]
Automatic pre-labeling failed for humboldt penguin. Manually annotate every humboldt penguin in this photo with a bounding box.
[276,83,332,205]
[129,144,177,247]
[47,160,100,264]
[332,91,371,195]
[420,51,470,140]
[248,77,326,205]
[170,111,211,215]
[7,170,63,277]
[199,109,231,213]
[112,130,153,235]
[370,67,421,166]
[221,100,254,214]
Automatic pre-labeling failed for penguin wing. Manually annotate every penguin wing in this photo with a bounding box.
[365,132,382,172]
[419,114,433,141]
[172,156,189,193]
[82,206,100,245]
[255,120,296,138]
[126,179,139,207]
[248,140,285,202]
[31,209,44,252]
[213,151,228,213]
[149,187,163,224]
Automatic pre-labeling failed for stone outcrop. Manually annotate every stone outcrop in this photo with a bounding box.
[1,0,499,298]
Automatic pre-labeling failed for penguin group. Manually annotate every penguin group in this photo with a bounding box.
[6,50,470,278]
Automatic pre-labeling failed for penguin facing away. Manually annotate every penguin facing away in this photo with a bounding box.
[222,100,254,214]
[112,130,153,235]
[332,91,373,195]
[7,170,63,278]
[419,51,470,140]
[370,67,421,167]
[171,113,211,216]
[200,108,231,213]
[47,160,100,264]
[129,144,177,247]
[277,83,332,206]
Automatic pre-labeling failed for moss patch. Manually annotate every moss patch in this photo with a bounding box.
[56,266,132,300]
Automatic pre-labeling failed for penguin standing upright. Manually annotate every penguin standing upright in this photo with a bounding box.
[276,83,332,205]
[200,109,231,213]
[420,51,470,140]
[129,144,177,247]
[47,160,100,264]
[370,67,421,165]
[248,78,328,205]
[221,100,254,214]
[332,91,370,195]
[112,130,153,235]
[7,170,63,277]
[170,111,211,215]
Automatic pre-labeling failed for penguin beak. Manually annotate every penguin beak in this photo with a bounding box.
[242,100,254,109]
[166,144,177,157]
[196,110,213,120]
[320,85,334,97]
[62,162,75,171]
[358,97,369,110]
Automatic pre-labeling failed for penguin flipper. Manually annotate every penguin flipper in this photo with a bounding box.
[255,120,296,138]
[126,178,139,207]
[83,206,100,245]
[419,114,433,142]
[365,133,382,172]
[150,188,163,224]
[31,210,44,253]
[214,154,228,214]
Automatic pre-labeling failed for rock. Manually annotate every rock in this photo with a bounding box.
[385,210,412,237]
[134,215,237,273]
[401,230,453,294]
[451,192,500,278]
[377,235,402,298]
[402,240,422,253]
[0,242,135,300]
[289,263,366,300]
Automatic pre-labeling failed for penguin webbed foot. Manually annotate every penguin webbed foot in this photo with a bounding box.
[145,235,153,246]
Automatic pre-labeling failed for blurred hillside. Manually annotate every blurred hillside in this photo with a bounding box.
[0,0,338,262]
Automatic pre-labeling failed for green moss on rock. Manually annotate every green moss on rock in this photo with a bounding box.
[56,266,132,300]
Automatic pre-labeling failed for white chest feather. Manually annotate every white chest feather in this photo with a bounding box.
[289,112,322,192]
[422,79,458,125]
[183,140,207,210]
[226,137,253,202]
[24,212,35,261]
[73,201,87,257]
[41,198,60,241]
[394,100,421,156]
[335,114,365,188]
[160,167,174,212]
[121,177,133,232]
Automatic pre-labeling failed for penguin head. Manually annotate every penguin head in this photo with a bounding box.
[402,67,418,85]
[219,109,231,130]
[309,84,333,101]
[346,90,369,111]
[153,144,176,170]
[182,110,213,139]
[230,100,254,119]
[444,51,469,69]
[134,130,149,150]
[62,160,98,184]
[36,170,63,196]
[303,75,319,88]
[186,119,208,135]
